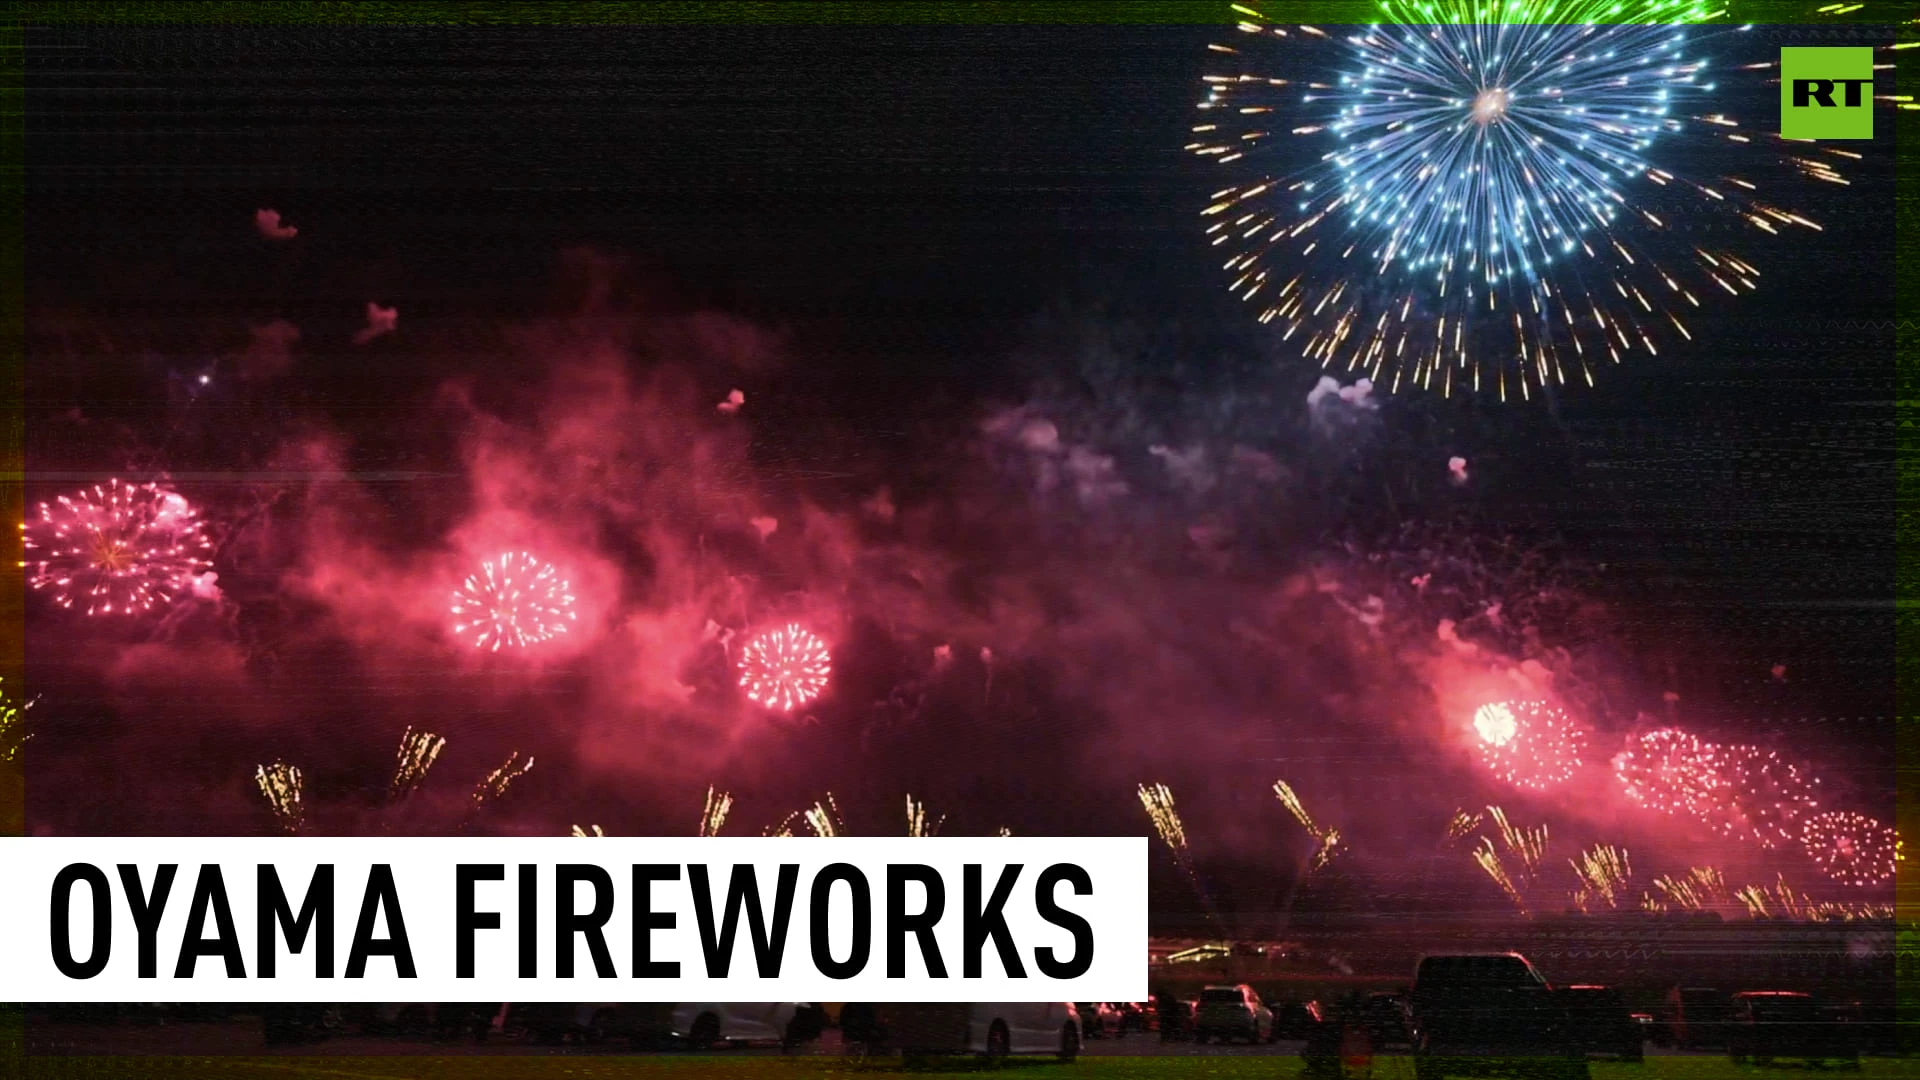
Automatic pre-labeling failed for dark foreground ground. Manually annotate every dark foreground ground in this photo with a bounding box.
[6,1019,1905,1080]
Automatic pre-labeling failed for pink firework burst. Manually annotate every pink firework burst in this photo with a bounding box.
[1613,729,1819,849]
[449,552,577,651]
[1802,811,1895,888]
[738,623,831,711]
[20,480,213,616]
[1473,700,1587,791]
[1615,728,1725,822]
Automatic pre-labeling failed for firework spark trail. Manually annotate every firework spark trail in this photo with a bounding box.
[1569,844,1632,911]
[783,793,845,838]
[997,826,1012,837]
[700,786,734,836]
[1274,779,1345,874]
[1139,782,1222,924]
[1140,782,1191,853]
[1651,865,1731,914]
[1487,805,1548,877]
[1473,701,1587,790]
[388,726,445,803]
[1194,3,1879,399]
[21,480,214,616]
[450,552,577,651]
[738,624,832,711]
[570,824,605,837]
[906,794,946,837]
[1273,779,1320,836]
[1801,810,1896,887]
[470,751,534,809]
[1445,808,1485,845]
[253,761,305,833]
[1473,837,1528,915]
[0,679,34,763]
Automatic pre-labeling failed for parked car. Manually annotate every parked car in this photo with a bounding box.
[1728,992,1858,1069]
[1560,985,1643,1062]
[1274,999,1327,1039]
[1075,1002,1122,1039]
[1193,984,1274,1045]
[670,1002,812,1048]
[1406,953,1588,1080]
[1115,1001,1152,1034]
[1362,993,1413,1050]
[1666,987,1731,1050]
[838,1002,1081,1062]
[1155,993,1192,1041]
[261,1003,343,1045]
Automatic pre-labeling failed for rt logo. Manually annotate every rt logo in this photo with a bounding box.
[1780,47,1873,140]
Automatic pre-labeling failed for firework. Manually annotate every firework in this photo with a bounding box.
[774,793,846,838]
[997,826,1012,837]
[1569,844,1632,911]
[906,795,946,838]
[1801,810,1895,887]
[570,824,605,837]
[254,761,305,834]
[1651,865,1730,913]
[21,479,214,616]
[470,751,534,808]
[1614,728,1819,848]
[1275,779,1344,874]
[1139,782,1223,924]
[1195,4,1881,399]
[0,679,33,763]
[1474,701,1587,790]
[1487,805,1548,877]
[700,786,734,837]
[1473,837,1528,915]
[450,552,577,651]
[1445,807,1485,845]
[1139,782,1191,854]
[389,726,445,802]
[738,623,832,711]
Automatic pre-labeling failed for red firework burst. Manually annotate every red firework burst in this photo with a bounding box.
[449,552,577,651]
[1801,811,1895,888]
[738,623,831,711]
[20,480,214,616]
[1473,700,1587,791]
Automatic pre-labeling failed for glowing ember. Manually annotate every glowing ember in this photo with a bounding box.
[450,552,577,651]
[1474,700,1586,791]
[21,479,214,616]
[1801,810,1895,888]
[738,623,831,711]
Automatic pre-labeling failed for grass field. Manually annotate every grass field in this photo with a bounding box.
[8,1056,1907,1080]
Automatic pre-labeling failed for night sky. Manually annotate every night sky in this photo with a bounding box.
[22,19,1900,924]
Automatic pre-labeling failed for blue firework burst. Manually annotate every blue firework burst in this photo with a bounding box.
[1195,2,1880,400]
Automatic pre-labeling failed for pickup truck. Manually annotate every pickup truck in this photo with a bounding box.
[1406,953,1589,1080]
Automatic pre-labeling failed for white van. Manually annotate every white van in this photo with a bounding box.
[844,1001,1081,1061]
[671,1001,805,1047]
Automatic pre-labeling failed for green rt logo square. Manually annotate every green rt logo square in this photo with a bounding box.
[1781,47,1873,140]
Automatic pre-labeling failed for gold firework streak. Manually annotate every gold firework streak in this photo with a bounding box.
[700,786,734,837]
[254,761,305,834]
[388,726,445,802]
[906,794,945,837]
[569,824,605,837]
[1473,837,1528,916]
[470,751,533,808]
[1569,844,1632,911]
